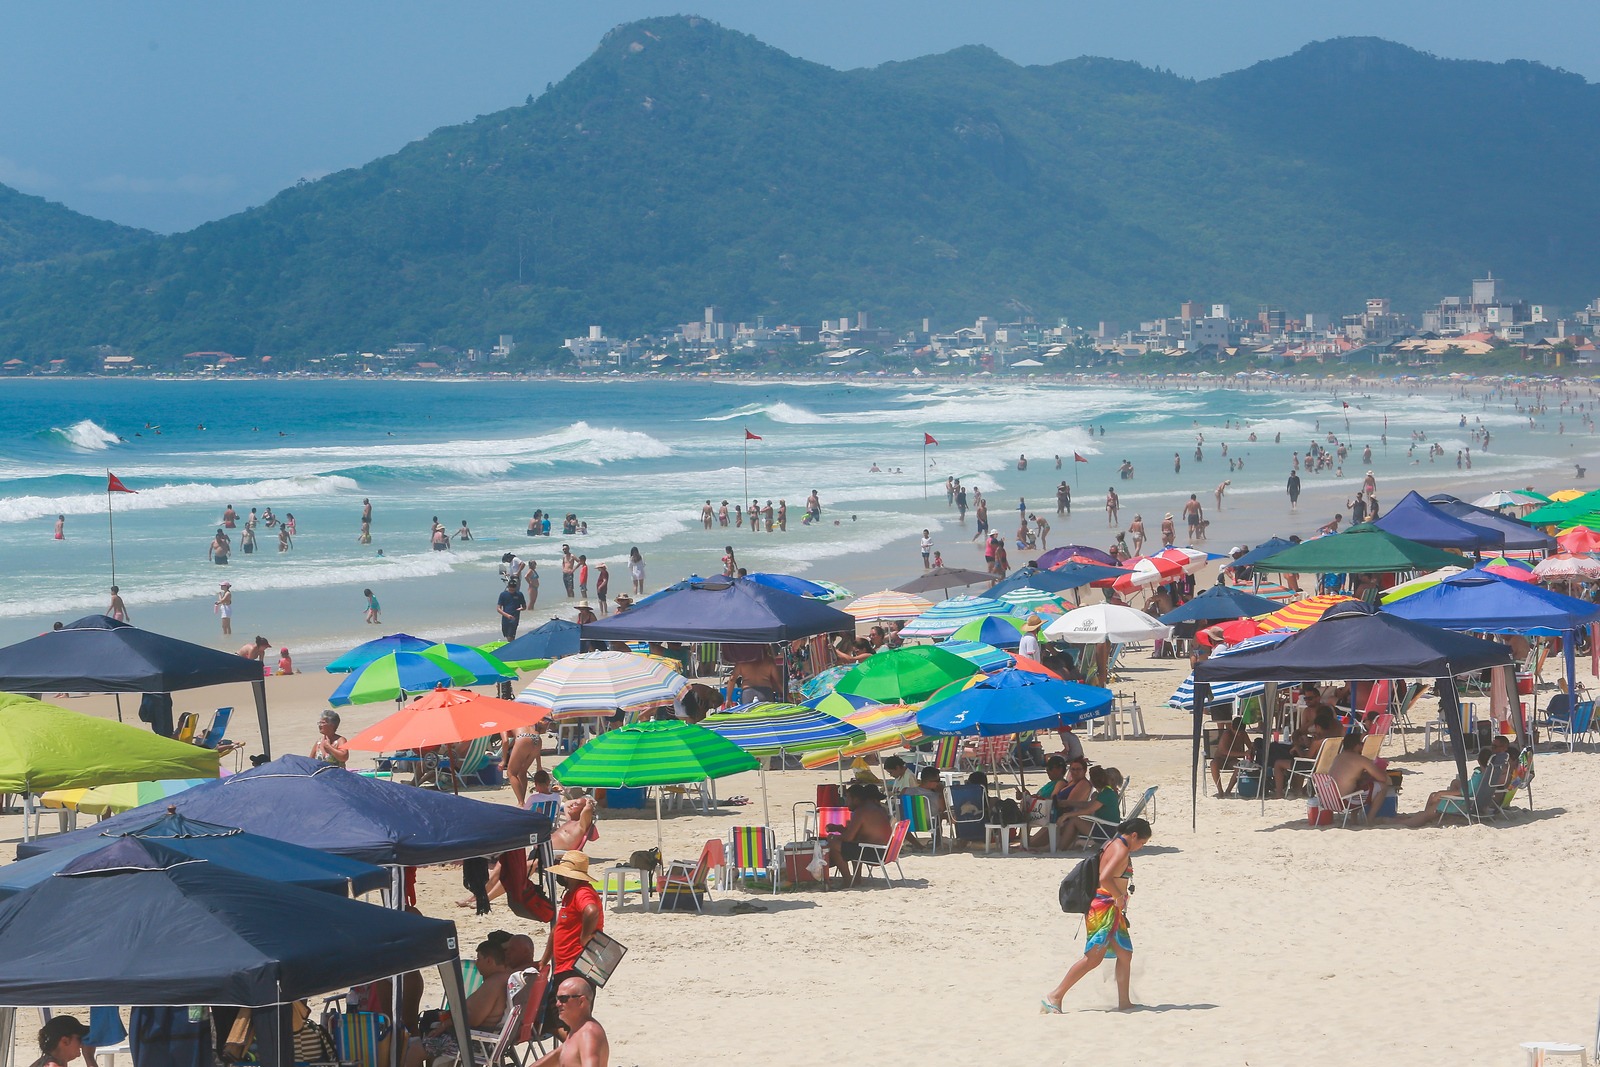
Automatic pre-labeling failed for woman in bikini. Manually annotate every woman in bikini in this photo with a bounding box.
[502,724,545,806]
[1043,817,1151,1013]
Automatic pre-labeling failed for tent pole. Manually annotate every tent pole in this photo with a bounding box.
[113,693,123,723]
[655,790,664,853]
[1440,672,1472,806]
[1259,682,1278,817]
[387,866,405,1067]
[253,678,271,760]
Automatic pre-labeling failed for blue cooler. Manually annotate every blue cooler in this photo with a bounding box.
[1235,768,1262,798]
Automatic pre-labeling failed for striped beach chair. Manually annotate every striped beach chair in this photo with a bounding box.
[724,826,779,893]
[897,791,941,854]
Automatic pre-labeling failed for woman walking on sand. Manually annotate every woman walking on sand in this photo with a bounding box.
[1042,817,1151,1014]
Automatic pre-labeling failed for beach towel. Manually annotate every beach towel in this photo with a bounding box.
[497,848,556,923]
[1085,891,1132,958]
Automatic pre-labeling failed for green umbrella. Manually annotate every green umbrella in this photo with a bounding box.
[834,645,979,704]
[1525,490,1600,526]
[552,721,759,850]
[1250,524,1464,575]
[328,651,477,706]
[0,693,219,803]
[478,641,550,672]
[422,643,516,684]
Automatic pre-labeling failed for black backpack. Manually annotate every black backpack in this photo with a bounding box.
[1057,847,1105,914]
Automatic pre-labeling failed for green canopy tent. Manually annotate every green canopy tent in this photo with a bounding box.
[551,720,758,851]
[0,694,220,839]
[1251,524,1464,575]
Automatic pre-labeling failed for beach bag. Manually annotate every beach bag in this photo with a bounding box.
[1057,847,1105,914]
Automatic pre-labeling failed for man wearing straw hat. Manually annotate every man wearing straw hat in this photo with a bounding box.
[539,852,604,977]
[1017,614,1044,661]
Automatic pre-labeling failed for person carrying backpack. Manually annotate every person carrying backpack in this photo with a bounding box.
[1043,817,1153,1014]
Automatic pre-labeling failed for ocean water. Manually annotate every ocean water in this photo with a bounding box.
[0,376,1589,661]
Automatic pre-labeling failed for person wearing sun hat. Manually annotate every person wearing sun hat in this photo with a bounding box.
[31,1016,90,1067]
[539,851,604,975]
[1018,613,1044,660]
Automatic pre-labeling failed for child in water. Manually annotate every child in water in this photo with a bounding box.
[363,588,381,624]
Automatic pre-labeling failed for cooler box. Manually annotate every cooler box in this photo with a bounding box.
[1376,794,1398,818]
[780,844,823,885]
[1307,802,1333,826]
[1235,769,1262,799]
[602,787,646,809]
[1516,673,1534,695]
[477,759,503,787]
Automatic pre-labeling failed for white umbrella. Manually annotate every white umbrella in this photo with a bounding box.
[1470,490,1546,510]
[515,650,686,718]
[1044,603,1172,644]
[1532,554,1600,581]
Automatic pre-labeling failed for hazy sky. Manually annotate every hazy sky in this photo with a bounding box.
[3,1,1595,233]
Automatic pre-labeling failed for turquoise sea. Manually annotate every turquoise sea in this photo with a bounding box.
[0,376,1588,660]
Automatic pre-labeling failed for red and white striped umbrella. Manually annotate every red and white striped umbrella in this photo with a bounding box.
[1151,546,1210,574]
[1109,556,1187,592]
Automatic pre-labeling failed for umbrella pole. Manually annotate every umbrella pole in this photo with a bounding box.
[760,763,771,830]
[655,789,664,853]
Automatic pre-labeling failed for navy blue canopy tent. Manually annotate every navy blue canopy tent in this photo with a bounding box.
[1157,585,1285,625]
[0,615,273,756]
[1426,494,1555,552]
[18,755,549,866]
[0,811,389,900]
[982,563,1126,599]
[0,838,470,1067]
[1192,601,1517,826]
[1372,490,1504,550]
[917,670,1113,736]
[495,617,582,663]
[580,577,856,644]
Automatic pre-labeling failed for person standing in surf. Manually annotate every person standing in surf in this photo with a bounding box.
[53,514,64,540]
[108,586,128,622]
[628,547,645,594]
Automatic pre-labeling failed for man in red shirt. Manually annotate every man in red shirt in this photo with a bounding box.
[540,851,603,974]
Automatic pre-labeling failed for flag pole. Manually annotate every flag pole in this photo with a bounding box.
[743,434,749,510]
[107,475,118,588]
[922,439,927,500]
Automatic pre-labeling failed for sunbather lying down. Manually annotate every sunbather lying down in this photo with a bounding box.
[1395,750,1494,827]
[457,791,597,908]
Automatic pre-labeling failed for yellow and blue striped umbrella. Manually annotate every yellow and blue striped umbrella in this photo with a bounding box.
[516,650,686,719]
[800,703,922,767]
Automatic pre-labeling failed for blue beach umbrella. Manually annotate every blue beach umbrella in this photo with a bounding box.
[422,643,517,685]
[935,640,1015,672]
[325,633,436,674]
[1157,585,1286,626]
[946,613,1027,649]
[916,670,1114,737]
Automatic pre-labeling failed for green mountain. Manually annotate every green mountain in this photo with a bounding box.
[0,183,148,271]
[1,19,1598,362]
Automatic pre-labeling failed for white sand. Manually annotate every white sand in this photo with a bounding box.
[7,644,1600,1065]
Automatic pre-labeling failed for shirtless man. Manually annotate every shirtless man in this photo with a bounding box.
[532,975,607,1067]
[1182,495,1203,538]
[826,782,893,886]
[1327,731,1389,818]
[549,792,597,852]
[560,545,576,598]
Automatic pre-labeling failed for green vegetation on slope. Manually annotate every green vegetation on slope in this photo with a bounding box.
[0,184,148,271]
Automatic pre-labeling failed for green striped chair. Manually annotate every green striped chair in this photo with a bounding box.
[897,791,941,854]
[724,826,779,893]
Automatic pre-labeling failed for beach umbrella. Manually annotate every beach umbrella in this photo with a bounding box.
[1378,567,1466,603]
[1157,585,1285,625]
[893,567,996,596]
[1225,538,1297,572]
[325,633,437,673]
[702,702,866,824]
[1558,527,1600,554]
[0,811,389,900]
[1254,594,1357,631]
[1106,556,1186,592]
[1525,490,1600,525]
[478,640,550,672]
[899,595,1019,639]
[802,690,878,715]
[936,640,1016,672]
[1196,618,1267,646]
[1477,556,1536,582]
[516,650,686,719]
[551,720,758,849]
[1547,489,1587,503]
[1037,545,1118,568]
[38,778,211,818]
[1472,490,1547,510]
[1533,553,1600,581]
[0,694,219,797]
[995,587,1071,614]
[807,579,855,603]
[844,589,934,622]
[947,613,1027,649]
[422,643,517,685]
[834,645,979,703]
[1009,655,1063,679]
[1044,604,1171,643]
[328,651,477,707]
[984,563,1126,598]
[799,703,923,768]
[345,688,546,751]
[1167,632,1295,710]
[1151,546,1213,574]
[917,670,1114,736]
[744,572,833,598]
[798,664,852,701]
[494,618,582,666]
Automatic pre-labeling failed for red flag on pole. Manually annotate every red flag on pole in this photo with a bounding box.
[1341,401,1350,409]
[924,433,938,446]
[744,428,762,441]
[1073,453,1089,463]
[107,472,137,494]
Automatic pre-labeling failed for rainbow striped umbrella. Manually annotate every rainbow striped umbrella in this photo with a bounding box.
[800,703,922,767]
[38,777,211,817]
[1254,594,1357,631]
[702,702,865,824]
[844,590,934,621]
[516,650,686,719]
[996,587,1071,614]
[935,640,1014,672]
[899,595,1019,639]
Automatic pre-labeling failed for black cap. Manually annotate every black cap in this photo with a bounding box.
[39,1016,90,1050]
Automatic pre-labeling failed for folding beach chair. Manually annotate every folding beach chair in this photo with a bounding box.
[1310,773,1368,828]
[724,826,780,893]
[854,819,910,887]
[469,966,547,1067]
[944,783,986,847]
[173,713,198,745]
[808,805,851,840]
[332,1011,385,1067]
[896,791,941,854]
[1546,696,1595,751]
[658,838,723,913]
[1287,737,1342,796]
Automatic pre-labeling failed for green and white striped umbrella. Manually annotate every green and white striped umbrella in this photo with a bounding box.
[996,587,1071,614]
[899,595,1019,639]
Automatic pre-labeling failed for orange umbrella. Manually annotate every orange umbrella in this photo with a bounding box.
[1254,594,1356,632]
[346,687,547,751]
[1009,656,1063,679]
[1557,527,1600,554]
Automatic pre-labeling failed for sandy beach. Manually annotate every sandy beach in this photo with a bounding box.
[7,590,1599,1066]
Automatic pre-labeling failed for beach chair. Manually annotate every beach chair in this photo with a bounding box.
[1546,697,1595,751]
[896,791,941,854]
[441,734,496,790]
[1360,714,1393,759]
[975,735,1017,774]
[1287,737,1342,796]
[173,713,198,745]
[468,967,546,1067]
[1500,751,1536,813]
[1309,773,1368,828]
[933,735,971,772]
[943,782,985,846]
[1437,756,1507,825]
[724,826,780,893]
[332,1010,385,1067]
[658,838,723,914]
[809,804,852,841]
[1084,786,1155,847]
[854,819,910,887]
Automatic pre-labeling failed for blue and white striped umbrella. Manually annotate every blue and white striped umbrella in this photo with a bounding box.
[1167,631,1295,709]
[935,640,1014,672]
[701,702,866,757]
[899,595,1020,639]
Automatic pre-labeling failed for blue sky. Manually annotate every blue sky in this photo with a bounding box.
[2,1,1594,233]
